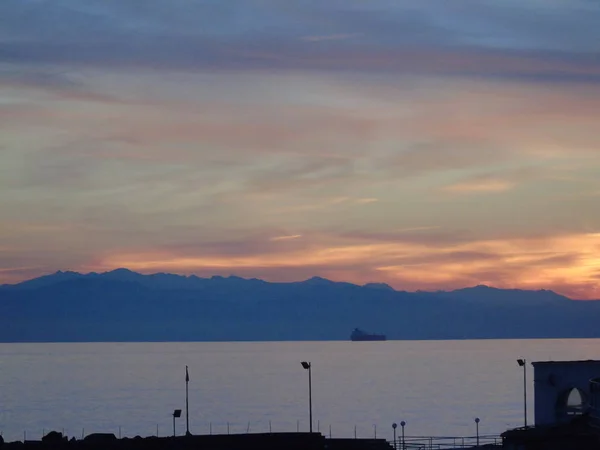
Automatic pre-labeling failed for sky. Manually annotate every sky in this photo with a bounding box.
[1,0,600,299]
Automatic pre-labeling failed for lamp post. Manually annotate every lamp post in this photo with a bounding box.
[172,409,182,437]
[400,421,406,450]
[474,418,480,447]
[392,423,397,450]
[301,361,313,433]
[517,359,527,427]
[185,366,190,436]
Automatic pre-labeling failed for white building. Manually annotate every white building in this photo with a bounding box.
[533,360,600,426]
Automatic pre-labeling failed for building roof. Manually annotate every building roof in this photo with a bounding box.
[532,360,600,366]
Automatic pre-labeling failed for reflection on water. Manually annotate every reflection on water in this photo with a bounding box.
[0,339,598,442]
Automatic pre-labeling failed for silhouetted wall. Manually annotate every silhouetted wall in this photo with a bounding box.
[2,432,394,450]
[533,360,600,426]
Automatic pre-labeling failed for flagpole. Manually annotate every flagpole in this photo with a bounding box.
[185,366,190,435]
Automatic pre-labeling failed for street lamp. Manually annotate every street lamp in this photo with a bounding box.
[474,418,480,447]
[400,421,406,450]
[517,359,527,427]
[392,423,397,450]
[301,361,313,433]
[172,409,182,437]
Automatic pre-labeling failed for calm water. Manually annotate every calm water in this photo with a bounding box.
[1,339,599,442]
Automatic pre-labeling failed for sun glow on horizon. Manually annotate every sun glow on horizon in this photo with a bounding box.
[83,232,600,300]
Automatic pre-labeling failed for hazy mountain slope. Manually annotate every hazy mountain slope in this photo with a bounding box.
[0,269,598,342]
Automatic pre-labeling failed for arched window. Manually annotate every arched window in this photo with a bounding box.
[556,387,586,417]
[567,388,584,409]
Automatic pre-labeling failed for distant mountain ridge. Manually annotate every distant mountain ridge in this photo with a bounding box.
[0,269,598,342]
[0,268,575,299]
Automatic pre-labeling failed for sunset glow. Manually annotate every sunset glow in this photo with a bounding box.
[1,1,600,298]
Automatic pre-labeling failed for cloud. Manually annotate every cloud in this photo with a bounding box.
[442,178,515,193]
[334,228,474,248]
[300,34,362,42]
[7,68,599,201]
[92,230,600,299]
[242,155,358,193]
[441,171,530,194]
[380,143,507,176]
[2,1,600,300]
[1,1,600,81]
[270,234,302,241]
[439,166,561,195]
[2,69,600,239]
[3,209,600,298]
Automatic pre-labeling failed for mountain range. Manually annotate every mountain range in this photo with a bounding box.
[1,268,598,342]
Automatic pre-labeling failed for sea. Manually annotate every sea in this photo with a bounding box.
[1,339,599,443]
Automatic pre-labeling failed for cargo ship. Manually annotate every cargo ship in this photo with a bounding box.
[350,328,386,341]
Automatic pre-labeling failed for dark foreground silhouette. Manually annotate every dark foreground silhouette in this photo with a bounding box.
[1,431,395,450]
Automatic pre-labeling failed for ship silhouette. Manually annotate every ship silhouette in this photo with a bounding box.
[350,328,386,341]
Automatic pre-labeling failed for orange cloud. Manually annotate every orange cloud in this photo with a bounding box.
[95,231,600,299]
[442,178,516,193]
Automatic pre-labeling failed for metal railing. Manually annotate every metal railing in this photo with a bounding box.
[389,435,501,450]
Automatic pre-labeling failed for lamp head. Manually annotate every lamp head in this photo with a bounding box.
[517,359,526,367]
[301,361,311,370]
[173,409,182,418]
